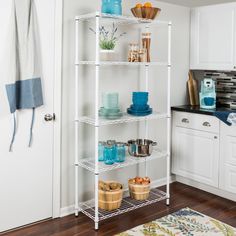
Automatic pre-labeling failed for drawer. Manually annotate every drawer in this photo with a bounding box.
[173,111,220,133]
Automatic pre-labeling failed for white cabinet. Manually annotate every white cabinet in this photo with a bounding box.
[219,123,236,194]
[172,112,220,187]
[190,3,236,71]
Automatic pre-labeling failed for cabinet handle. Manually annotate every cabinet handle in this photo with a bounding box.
[182,118,189,124]
[214,136,218,139]
[203,121,211,127]
[234,66,236,69]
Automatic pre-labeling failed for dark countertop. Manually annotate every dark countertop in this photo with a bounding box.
[171,105,234,116]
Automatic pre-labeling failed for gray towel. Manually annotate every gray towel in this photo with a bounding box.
[5,0,43,151]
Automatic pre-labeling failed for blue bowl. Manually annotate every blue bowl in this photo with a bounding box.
[204,97,215,106]
[133,92,148,98]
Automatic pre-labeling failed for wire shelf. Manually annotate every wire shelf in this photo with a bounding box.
[78,188,167,221]
[75,12,170,26]
[77,112,168,126]
[76,149,167,173]
[76,61,169,67]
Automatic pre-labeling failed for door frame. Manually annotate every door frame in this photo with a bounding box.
[52,0,63,218]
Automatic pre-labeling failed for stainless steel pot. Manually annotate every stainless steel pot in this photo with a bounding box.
[127,139,157,157]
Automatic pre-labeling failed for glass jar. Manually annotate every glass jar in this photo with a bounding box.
[138,48,147,62]
[98,141,106,162]
[115,142,126,162]
[104,144,115,165]
[128,43,139,62]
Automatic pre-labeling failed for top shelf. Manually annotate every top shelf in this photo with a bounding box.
[75,12,170,26]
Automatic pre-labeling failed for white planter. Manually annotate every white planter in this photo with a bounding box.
[100,50,117,61]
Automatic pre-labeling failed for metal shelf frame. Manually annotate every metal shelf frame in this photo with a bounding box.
[74,11,172,230]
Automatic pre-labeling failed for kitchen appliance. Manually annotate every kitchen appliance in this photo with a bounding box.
[199,78,216,109]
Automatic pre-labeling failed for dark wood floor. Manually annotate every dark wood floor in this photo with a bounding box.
[2,182,236,236]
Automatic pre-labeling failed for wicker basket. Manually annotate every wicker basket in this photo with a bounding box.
[129,183,150,200]
[98,182,123,211]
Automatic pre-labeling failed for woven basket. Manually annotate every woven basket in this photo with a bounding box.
[129,183,150,200]
[98,182,123,211]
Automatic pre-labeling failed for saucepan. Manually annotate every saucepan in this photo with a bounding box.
[127,139,157,157]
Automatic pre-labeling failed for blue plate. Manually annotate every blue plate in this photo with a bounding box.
[127,108,153,116]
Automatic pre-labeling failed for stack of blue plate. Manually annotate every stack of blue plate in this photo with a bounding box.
[127,92,153,116]
[99,107,123,119]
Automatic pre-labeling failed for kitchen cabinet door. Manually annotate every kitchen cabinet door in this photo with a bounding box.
[172,127,219,187]
[190,3,236,71]
[219,123,236,194]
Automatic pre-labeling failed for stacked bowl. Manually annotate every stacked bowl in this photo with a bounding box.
[127,92,152,116]
[99,93,123,119]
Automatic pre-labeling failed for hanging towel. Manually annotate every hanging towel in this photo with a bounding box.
[213,111,236,126]
[5,0,43,151]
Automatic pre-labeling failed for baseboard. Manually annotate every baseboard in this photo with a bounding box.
[60,175,175,218]
[175,175,236,202]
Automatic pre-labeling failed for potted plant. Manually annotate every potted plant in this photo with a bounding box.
[90,23,126,61]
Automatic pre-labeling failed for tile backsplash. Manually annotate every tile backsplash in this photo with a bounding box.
[193,71,236,110]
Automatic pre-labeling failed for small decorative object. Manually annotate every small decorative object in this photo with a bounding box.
[142,32,151,62]
[115,142,126,162]
[99,92,123,119]
[199,78,216,109]
[128,43,139,62]
[131,2,161,20]
[127,92,153,116]
[128,177,151,200]
[99,180,123,211]
[101,0,122,15]
[90,23,126,61]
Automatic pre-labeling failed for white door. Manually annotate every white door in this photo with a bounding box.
[172,127,219,187]
[190,3,236,71]
[220,123,236,194]
[0,0,55,232]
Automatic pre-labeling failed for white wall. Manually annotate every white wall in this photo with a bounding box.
[61,0,190,210]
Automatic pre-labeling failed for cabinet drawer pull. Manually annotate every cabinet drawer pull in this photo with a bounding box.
[181,118,189,124]
[203,122,211,127]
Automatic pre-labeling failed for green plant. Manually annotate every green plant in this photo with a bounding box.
[89,23,126,50]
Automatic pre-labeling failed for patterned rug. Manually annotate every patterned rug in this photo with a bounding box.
[116,208,236,236]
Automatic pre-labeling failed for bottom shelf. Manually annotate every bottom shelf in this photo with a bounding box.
[78,188,167,221]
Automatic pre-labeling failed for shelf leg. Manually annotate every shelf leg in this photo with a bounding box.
[166,22,172,207]
[74,17,79,217]
[94,12,100,231]
[166,198,170,206]
[95,222,99,230]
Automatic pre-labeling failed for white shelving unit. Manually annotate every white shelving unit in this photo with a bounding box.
[74,12,172,230]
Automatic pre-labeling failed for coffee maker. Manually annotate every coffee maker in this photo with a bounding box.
[199,78,216,109]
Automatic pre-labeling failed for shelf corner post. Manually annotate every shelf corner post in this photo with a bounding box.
[75,17,80,216]
[166,21,172,206]
[94,12,100,231]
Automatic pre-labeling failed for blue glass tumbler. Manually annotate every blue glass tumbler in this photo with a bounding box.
[104,144,115,165]
[101,0,122,15]
[101,0,111,14]
[115,142,126,162]
[110,0,122,15]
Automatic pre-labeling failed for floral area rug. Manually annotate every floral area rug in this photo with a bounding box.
[116,208,236,236]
